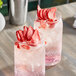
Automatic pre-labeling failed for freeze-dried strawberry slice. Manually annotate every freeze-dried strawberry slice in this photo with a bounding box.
[31,29,41,45]
[48,19,53,22]
[16,30,24,42]
[47,7,56,20]
[37,5,57,22]
[39,20,46,29]
[21,44,30,50]
[16,25,41,46]
[27,26,34,40]
[49,23,55,28]
[15,41,20,49]
[32,29,40,40]
[37,5,41,15]
[15,41,19,45]
[27,29,41,46]
[42,9,47,20]
[39,9,44,19]
[47,20,55,28]
[37,5,41,19]
[46,9,50,19]
[23,26,28,40]
[55,19,57,22]
[45,41,47,44]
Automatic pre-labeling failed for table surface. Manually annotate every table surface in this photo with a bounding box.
[0,2,76,76]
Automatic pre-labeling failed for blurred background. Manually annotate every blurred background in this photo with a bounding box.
[0,0,76,16]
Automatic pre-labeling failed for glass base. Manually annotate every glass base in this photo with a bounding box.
[15,70,45,76]
[15,65,45,76]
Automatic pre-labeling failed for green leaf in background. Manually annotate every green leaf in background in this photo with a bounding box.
[0,0,3,8]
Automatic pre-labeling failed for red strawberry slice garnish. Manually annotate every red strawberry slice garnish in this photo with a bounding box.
[16,25,41,46]
[55,19,57,21]
[16,30,24,42]
[31,29,41,45]
[37,5,57,22]
[21,44,30,50]
[42,9,48,20]
[37,5,41,20]
[27,26,34,40]
[15,41,20,49]
[48,19,53,22]
[23,26,28,40]
[46,9,50,19]
[37,5,41,16]
[39,20,46,29]
[47,20,55,28]
[39,9,44,19]
[47,7,56,20]
[27,29,41,46]
[45,41,47,44]
[33,29,40,40]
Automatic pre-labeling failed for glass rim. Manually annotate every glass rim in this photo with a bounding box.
[15,39,45,49]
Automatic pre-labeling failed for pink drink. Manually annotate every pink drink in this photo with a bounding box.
[34,6,63,66]
[14,26,45,76]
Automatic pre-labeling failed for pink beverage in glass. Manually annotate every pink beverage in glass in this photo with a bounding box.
[34,5,63,66]
[14,26,45,76]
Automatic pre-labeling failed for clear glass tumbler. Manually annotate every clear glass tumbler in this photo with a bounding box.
[14,41,45,76]
[34,11,63,66]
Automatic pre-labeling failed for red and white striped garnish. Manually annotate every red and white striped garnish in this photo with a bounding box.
[15,26,41,49]
[37,5,57,29]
